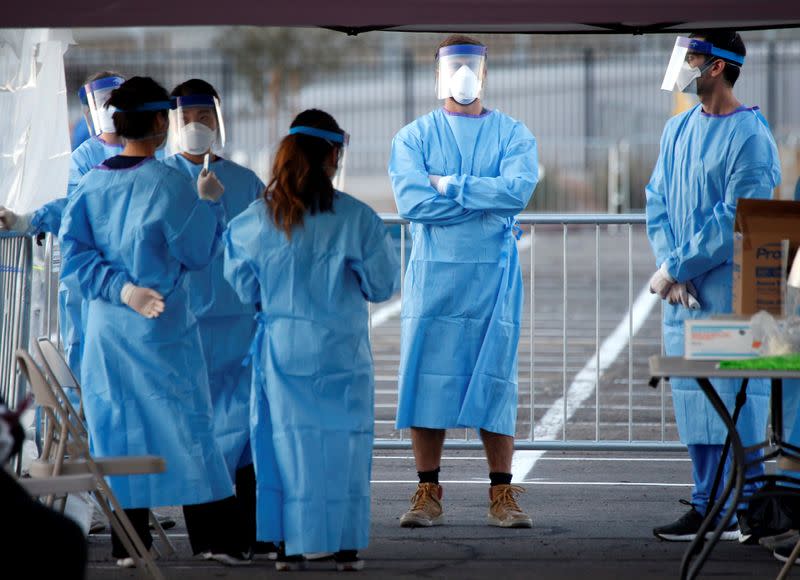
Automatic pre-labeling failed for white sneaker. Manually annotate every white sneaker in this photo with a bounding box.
[114,547,158,568]
[336,558,365,571]
[202,552,253,566]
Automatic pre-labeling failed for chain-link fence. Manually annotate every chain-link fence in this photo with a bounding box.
[64,37,800,212]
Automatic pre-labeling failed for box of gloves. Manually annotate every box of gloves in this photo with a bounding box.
[684,318,761,360]
[732,199,800,316]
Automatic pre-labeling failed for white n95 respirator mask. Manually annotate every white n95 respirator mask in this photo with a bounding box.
[450,66,481,105]
[180,122,217,155]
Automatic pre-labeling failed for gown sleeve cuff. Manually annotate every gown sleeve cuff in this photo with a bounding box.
[108,274,132,305]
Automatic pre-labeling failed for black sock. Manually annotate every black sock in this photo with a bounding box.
[489,472,513,486]
[335,550,359,562]
[418,467,440,484]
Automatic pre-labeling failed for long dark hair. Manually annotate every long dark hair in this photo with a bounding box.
[265,109,342,238]
[170,78,220,100]
[106,76,169,139]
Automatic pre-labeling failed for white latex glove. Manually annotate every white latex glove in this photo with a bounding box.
[666,283,690,307]
[197,169,225,201]
[648,262,675,299]
[0,206,31,233]
[121,283,165,319]
[428,174,454,196]
[666,282,703,310]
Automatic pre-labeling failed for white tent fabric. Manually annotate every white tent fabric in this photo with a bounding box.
[0,29,73,214]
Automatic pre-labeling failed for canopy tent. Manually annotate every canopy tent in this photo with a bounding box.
[0,0,799,33]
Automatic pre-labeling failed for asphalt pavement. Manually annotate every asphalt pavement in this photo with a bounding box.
[86,450,786,579]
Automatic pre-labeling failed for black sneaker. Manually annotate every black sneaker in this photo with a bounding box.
[653,500,739,542]
[334,550,364,572]
[738,510,757,545]
[275,543,308,572]
[773,537,800,564]
[149,510,176,531]
[760,530,799,551]
[254,541,279,560]
[738,503,794,546]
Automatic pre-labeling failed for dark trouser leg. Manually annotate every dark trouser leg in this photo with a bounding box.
[236,463,257,549]
[110,508,152,558]
[183,495,246,555]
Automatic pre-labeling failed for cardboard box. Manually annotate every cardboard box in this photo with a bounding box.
[684,319,761,360]
[733,199,800,315]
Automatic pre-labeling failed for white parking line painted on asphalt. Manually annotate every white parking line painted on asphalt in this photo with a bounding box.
[371,298,402,329]
[375,455,691,462]
[94,533,190,538]
[371,480,691,487]
[512,284,659,483]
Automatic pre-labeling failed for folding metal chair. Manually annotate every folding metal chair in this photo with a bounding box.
[17,349,165,580]
[18,473,96,497]
[34,337,176,556]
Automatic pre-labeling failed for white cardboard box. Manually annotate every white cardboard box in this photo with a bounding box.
[684,319,762,360]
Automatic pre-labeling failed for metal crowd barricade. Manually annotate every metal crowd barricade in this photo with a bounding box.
[0,233,33,409]
[373,213,683,452]
[4,214,681,453]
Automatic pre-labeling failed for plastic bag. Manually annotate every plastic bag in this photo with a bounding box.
[751,311,800,356]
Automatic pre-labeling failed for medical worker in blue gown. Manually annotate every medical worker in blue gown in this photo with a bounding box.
[162,78,266,553]
[0,71,126,380]
[771,180,800,564]
[59,76,251,568]
[648,31,781,543]
[389,35,538,529]
[0,71,176,534]
[224,109,400,572]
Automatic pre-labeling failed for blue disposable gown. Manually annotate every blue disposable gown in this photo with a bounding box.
[31,137,124,235]
[162,154,264,477]
[224,194,399,555]
[389,108,538,436]
[646,105,781,446]
[30,136,124,380]
[59,158,234,509]
[785,179,800,444]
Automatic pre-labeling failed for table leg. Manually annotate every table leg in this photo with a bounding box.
[680,377,746,580]
[772,378,784,447]
[707,379,749,514]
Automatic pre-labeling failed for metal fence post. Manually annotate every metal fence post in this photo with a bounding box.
[403,48,415,126]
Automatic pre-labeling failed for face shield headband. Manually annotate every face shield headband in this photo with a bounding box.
[288,125,350,147]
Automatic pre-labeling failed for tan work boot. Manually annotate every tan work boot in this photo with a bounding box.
[400,483,444,527]
[487,484,532,528]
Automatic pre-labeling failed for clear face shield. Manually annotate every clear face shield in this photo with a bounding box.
[78,76,125,136]
[287,125,350,190]
[170,95,226,156]
[661,36,744,93]
[435,44,487,105]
